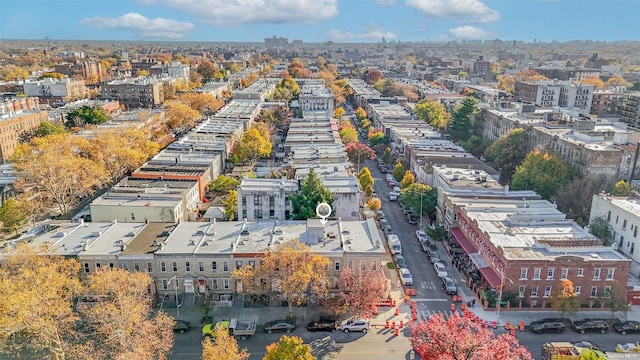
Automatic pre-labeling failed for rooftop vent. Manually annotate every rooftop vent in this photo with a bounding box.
[240,229,250,236]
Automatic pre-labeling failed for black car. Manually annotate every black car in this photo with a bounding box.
[613,320,640,335]
[173,319,191,333]
[408,215,419,225]
[529,319,565,334]
[394,254,407,269]
[264,320,296,333]
[572,319,609,334]
[306,318,338,332]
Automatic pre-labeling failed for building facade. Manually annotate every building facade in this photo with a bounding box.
[23,78,87,105]
[237,178,298,221]
[101,79,164,109]
[589,193,640,266]
[0,109,48,163]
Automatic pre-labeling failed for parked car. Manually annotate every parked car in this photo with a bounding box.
[264,320,296,333]
[307,318,338,332]
[340,318,370,333]
[408,215,419,225]
[428,250,441,264]
[379,166,388,173]
[394,254,407,268]
[442,277,457,295]
[416,230,428,244]
[173,320,191,333]
[529,319,565,334]
[613,320,640,335]
[399,268,413,286]
[433,262,448,278]
[572,319,609,334]
[393,186,401,194]
[421,241,430,252]
[387,179,396,187]
[376,211,386,220]
[389,192,398,201]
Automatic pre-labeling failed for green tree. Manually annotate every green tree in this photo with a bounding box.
[447,96,478,142]
[630,81,640,91]
[511,150,573,199]
[589,217,612,244]
[275,78,300,99]
[484,128,529,183]
[367,130,389,147]
[263,336,314,360]
[209,175,240,193]
[400,183,437,218]
[33,121,66,137]
[290,169,333,220]
[400,171,414,189]
[602,284,630,321]
[393,162,405,182]
[224,190,238,220]
[611,180,631,196]
[549,279,580,319]
[358,167,374,191]
[414,99,449,130]
[382,147,392,164]
[460,135,493,158]
[0,198,29,235]
[64,106,108,127]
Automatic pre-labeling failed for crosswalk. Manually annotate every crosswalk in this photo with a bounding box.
[419,309,463,321]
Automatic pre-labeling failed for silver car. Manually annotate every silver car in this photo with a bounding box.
[433,262,448,278]
[340,318,370,333]
[442,276,457,295]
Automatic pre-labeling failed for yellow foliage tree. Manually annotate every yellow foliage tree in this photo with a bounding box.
[202,324,250,360]
[606,76,632,88]
[367,197,382,211]
[578,77,605,90]
[263,336,315,360]
[334,107,345,118]
[231,128,272,164]
[175,92,225,115]
[164,101,201,133]
[400,170,415,189]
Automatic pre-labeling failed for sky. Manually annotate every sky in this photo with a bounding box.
[1,0,639,43]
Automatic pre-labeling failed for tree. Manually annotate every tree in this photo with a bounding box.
[34,121,66,137]
[164,101,202,133]
[363,69,383,84]
[64,106,108,127]
[382,147,392,164]
[447,96,477,142]
[606,76,632,88]
[1,65,29,81]
[400,183,437,217]
[367,130,389,147]
[516,69,548,82]
[355,107,367,121]
[230,128,272,164]
[484,128,529,183]
[197,60,221,82]
[275,78,301,100]
[496,74,515,93]
[263,335,314,360]
[0,244,85,360]
[553,177,609,226]
[589,217,612,244]
[290,169,333,220]
[367,198,381,211]
[630,81,640,91]
[549,279,580,319]
[345,143,375,166]
[0,198,29,234]
[511,150,574,199]
[579,77,605,90]
[175,92,224,115]
[393,162,405,182]
[287,62,312,79]
[602,284,630,321]
[411,314,532,360]
[358,167,374,192]
[400,171,415,189]
[338,123,358,145]
[334,107,345,118]
[202,324,250,360]
[79,268,174,360]
[224,189,238,220]
[339,267,386,318]
[611,180,631,196]
[414,99,449,130]
[460,135,493,158]
[40,72,65,80]
[135,69,150,77]
[209,175,240,193]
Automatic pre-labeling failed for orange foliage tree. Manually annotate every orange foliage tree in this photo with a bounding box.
[339,266,386,318]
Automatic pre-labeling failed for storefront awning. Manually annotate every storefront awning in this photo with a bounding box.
[450,228,477,255]
[479,267,502,288]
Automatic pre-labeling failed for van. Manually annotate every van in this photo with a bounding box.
[387,234,402,254]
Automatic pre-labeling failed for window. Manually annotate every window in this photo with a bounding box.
[632,243,635,254]
[95,263,101,269]
[223,279,230,289]
[84,263,90,273]
[131,212,136,221]
[590,286,598,297]
[254,209,262,219]
[161,262,166,273]
[109,263,114,269]
[212,279,218,290]
[543,286,552,298]
[518,286,525,297]
[361,260,366,271]
[616,215,619,224]
[577,268,584,277]
[635,227,638,238]
[249,260,255,268]
[348,259,353,269]
[533,268,541,280]
[254,196,262,206]
[520,268,528,280]
[172,262,178,272]
[147,262,153,273]
[531,286,539,297]
[134,263,140,271]
[334,261,340,271]
[223,261,229,272]
[575,286,581,295]
[122,262,128,271]
[546,268,555,280]
[623,219,627,230]
[603,286,612,297]
[162,279,168,290]
[560,268,568,279]
[242,197,246,206]
[269,196,275,207]
[607,269,615,280]
[198,261,204,272]
[185,261,191,272]
[372,260,378,271]
[212,261,217,272]
[593,268,601,280]
[235,261,242,269]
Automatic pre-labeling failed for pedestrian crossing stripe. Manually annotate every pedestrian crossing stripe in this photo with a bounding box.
[419,309,462,321]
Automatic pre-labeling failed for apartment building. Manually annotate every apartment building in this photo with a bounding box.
[591,91,625,117]
[0,109,48,163]
[617,92,640,129]
[298,80,334,117]
[237,178,298,221]
[589,193,640,265]
[101,78,164,109]
[514,80,594,111]
[23,78,87,105]
[264,36,288,48]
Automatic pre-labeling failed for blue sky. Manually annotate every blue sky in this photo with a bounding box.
[1,0,639,43]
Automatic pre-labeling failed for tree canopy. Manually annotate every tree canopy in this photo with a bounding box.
[290,169,333,220]
[339,267,385,318]
[447,96,477,142]
[209,175,240,194]
[511,150,574,199]
[64,106,108,128]
[414,99,449,130]
[202,324,250,360]
[484,128,529,183]
[549,279,580,319]
[230,128,272,164]
[611,180,631,196]
[393,162,405,182]
[400,183,437,217]
[346,143,375,166]
[263,335,314,360]
[0,198,28,234]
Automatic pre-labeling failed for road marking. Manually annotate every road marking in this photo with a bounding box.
[420,281,436,290]
[420,309,459,321]
[410,298,449,302]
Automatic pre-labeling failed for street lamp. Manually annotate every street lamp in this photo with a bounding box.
[167,276,180,319]
[496,269,513,325]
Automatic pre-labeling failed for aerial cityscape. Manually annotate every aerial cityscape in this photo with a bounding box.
[1,0,640,359]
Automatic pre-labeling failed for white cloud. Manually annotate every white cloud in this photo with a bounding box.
[79,13,195,39]
[406,0,500,23]
[376,0,396,6]
[327,25,397,41]
[448,25,497,39]
[140,0,338,27]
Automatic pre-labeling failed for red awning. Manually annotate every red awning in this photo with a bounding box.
[479,267,502,288]
[450,228,477,255]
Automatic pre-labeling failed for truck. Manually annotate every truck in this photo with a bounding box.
[541,342,606,360]
[387,234,402,255]
[202,318,257,340]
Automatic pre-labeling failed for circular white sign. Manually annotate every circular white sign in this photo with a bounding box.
[316,202,332,220]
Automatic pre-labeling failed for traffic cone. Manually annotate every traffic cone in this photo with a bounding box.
[372,306,378,315]
[519,321,525,332]
[450,303,455,311]
[399,320,404,329]
[394,327,400,336]
[412,312,418,321]
[461,303,467,311]
[391,321,396,329]
[405,288,410,296]
[492,321,497,329]
[394,307,399,316]
[392,299,397,307]
[411,288,416,296]
[510,327,515,336]
[410,300,415,308]
[505,322,510,330]
[385,320,390,329]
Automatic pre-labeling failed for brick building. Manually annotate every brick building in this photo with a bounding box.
[0,97,47,163]
[22,78,87,105]
[101,78,164,109]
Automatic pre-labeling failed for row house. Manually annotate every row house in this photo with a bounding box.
[23,78,87,105]
[237,178,298,221]
[0,109,48,163]
[590,193,640,266]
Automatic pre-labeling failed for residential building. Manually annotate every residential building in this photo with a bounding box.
[237,178,298,221]
[131,162,212,201]
[514,80,594,111]
[617,92,640,129]
[101,78,164,109]
[591,91,625,117]
[0,108,48,163]
[298,80,334,117]
[23,78,87,105]
[589,193,640,266]
[264,36,288,48]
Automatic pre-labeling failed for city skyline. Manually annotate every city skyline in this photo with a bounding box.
[1,0,639,43]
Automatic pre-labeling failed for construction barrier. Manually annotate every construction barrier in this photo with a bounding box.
[399,320,404,329]
[411,288,416,296]
[405,288,410,296]
[385,320,390,329]
[394,327,400,336]
[461,303,466,311]
[412,312,418,321]
[450,303,455,311]
[405,295,410,303]
[492,321,497,329]
[410,300,415,308]
[394,307,399,316]
[505,322,510,330]
[391,321,396,329]
[475,316,480,323]
[510,327,515,336]
[519,321,525,332]
[371,306,378,315]
[392,299,397,307]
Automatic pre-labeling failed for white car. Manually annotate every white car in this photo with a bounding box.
[389,192,398,201]
[340,318,370,333]
[416,230,428,243]
[399,268,413,286]
[433,262,448,278]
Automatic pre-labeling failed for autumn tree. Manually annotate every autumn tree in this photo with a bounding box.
[290,169,333,220]
[33,121,66,137]
[511,150,574,199]
[0,198,29,235]
[549,279,580,320]
[411,314,532,360]
[175,92,224,115]
[367,198,382,211]
[197,60,221,82]
[497,74,515,93]
[611,180,631,196]
[516,69,548,82]
[202,324,250,360]
[334,107,345,118]
[367,130,389,148]
[209,175,240,194]
[234,239,330,317]
[338,121,358,144]
[287,62,312,79]
[358,167,374,192]
[606,76,632,88]
[346,142,375,167]
[273,78,300,101]
[230,128,272,164]
[339,266,386,318]
[0,65,29,81]
[79,268,174,359]
[135,69,150,77]
[414,99,449,130]
[64,106,108,127]
[355,107,367,121]
[579,77,605,90]
[484,128,529,183]
[393,162,405,182]
[263,335,314,360]
[382,147,391,164]
[400,171,415,189]
[447,96,477,142]
[0,244,85,360]
[400,183,437,217]
[40,72,65,80]
[224,189,238,220]
[363,69,383,84]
